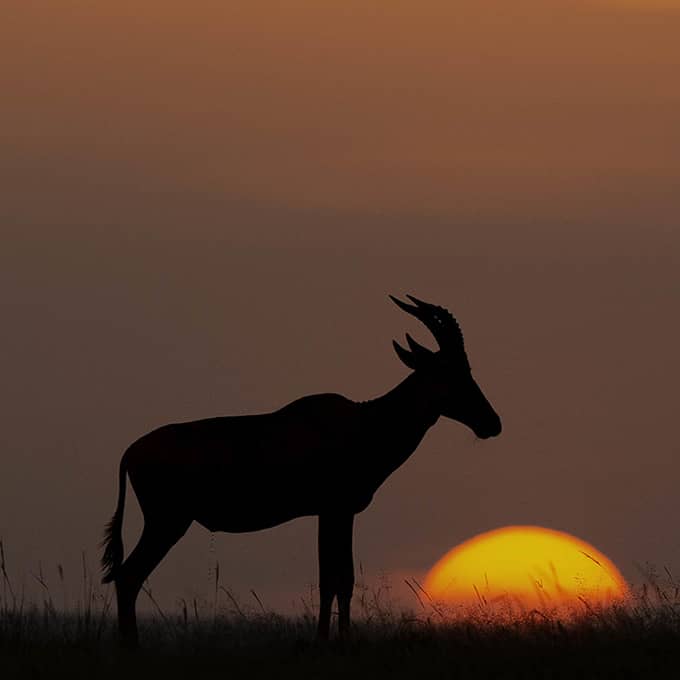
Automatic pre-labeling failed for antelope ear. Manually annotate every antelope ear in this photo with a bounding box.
[405,333,435,362]
[392,340,423,371]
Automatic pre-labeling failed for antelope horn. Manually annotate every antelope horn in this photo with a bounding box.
[390,294,466,357]
[388,295,419,316]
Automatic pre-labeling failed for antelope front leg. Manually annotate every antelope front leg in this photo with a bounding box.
[317,512,355,640]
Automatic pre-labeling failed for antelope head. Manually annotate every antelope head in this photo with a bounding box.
[390,295,502,439]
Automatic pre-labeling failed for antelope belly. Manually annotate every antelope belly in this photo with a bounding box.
[192,484,319,533]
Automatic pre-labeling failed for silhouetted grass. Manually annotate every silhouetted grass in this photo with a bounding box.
[2,543,680,679]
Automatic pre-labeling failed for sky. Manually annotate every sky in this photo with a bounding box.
[1,0,679,613]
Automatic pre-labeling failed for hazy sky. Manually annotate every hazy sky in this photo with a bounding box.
[1,1,679,613]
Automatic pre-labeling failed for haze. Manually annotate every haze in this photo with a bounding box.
[1,0,678,612]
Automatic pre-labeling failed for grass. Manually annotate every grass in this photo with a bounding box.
[2,541,680,679]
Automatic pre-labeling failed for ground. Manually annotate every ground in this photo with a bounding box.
[3,603,680,679]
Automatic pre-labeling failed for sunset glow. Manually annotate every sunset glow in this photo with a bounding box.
[424,526,628,617]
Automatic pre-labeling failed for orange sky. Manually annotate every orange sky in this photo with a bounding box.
[1,1,679,612]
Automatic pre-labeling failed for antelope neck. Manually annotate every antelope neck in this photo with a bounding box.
[363,371,441,432]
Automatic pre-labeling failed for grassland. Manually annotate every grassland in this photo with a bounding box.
[2,545,680,680]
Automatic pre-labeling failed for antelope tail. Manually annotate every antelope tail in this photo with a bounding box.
[100,457,127,584]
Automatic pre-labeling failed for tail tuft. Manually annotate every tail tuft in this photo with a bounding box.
[100,513,123,583]
[100,458,127,584]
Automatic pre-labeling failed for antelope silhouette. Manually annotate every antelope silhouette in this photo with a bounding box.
[101,295,501,646]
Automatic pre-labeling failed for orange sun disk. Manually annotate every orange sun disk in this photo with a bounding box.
[424,526,628,617]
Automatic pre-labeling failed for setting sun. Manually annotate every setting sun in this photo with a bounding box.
[424,526,628,617]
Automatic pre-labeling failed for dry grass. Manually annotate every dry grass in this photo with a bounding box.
[2,541,680,679]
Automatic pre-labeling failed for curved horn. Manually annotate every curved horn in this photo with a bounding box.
[389,294,419,317]
[390,294,466,357]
